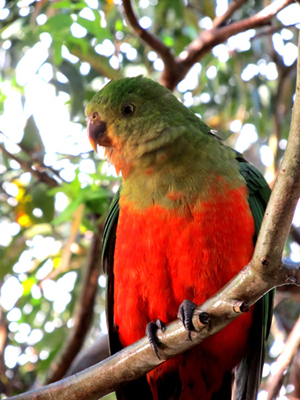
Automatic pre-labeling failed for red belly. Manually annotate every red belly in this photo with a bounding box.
[113,185,255,399]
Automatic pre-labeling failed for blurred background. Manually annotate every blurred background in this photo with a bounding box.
[0,0,300,399]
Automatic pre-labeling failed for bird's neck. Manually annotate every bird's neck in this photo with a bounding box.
[119,135,243,211]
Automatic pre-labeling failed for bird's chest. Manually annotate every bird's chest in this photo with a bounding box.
[113,185,255,347]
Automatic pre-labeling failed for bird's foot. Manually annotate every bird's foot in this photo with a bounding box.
[178,299,197,340]
[146,319,166,360]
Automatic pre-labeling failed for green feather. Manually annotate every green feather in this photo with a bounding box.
[235,156,274,400]
[102,188,120,273]
[87,77,244,210]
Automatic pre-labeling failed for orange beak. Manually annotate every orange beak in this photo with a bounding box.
[87,112,112,152]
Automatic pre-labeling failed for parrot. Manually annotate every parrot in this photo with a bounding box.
[86,76,273,400]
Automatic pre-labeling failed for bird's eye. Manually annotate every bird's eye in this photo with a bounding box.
[121,103,135,117]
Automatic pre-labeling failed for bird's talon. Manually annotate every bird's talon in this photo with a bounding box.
[178,299,197,340]
[156,319,166,332]
[146,319,165,359]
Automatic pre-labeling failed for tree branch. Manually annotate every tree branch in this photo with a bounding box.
[212,0,248,28]
[122,0,293,90]
[64,334,109,377]
[6,265,300,400]
[250,24,298,42]
[43,205,85,282]
[266,317,300,400]
[289,350,300,398]
[44,222,104,385]
[161,0,294,89]
[250,28,300,272]
[0,144,59,188]
[122,0,175,64]
[70,47,123,80]
[122,0,179,84]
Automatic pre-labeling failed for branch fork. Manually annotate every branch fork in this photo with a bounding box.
[122,0,295,90]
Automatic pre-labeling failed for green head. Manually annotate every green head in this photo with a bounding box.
[86,76,210,175]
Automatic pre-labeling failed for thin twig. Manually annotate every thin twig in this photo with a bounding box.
[64,334,109,376]
[250,24,299,41]
[44,222,104,384]
[122,0,174,63]
[290,225,300,245]
[266,317,300,400]
[212,0,248,28]
[0,131,64,183]
[122,0,177,81]
[71,47,123,80]
[43,204,85,282]
[289,350,300,398]
[0,144,59,188]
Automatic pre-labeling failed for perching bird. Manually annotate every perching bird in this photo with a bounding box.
[86,76,273,400]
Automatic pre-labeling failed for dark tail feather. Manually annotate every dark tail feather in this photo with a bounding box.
[233,299,264,400]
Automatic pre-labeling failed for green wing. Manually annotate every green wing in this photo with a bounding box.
[102,188,154,400]
[102,188,120,355]
[235,156,274,400]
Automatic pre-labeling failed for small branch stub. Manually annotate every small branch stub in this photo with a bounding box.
[286,275,299,284]
[199,312,210,325]
[233,301,250,313]
[261,257,270,267]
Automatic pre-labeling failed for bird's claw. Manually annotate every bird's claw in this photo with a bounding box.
[178,299,197,340]
[146,319,166,360]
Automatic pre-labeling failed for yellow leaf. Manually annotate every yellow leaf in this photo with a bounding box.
[15,187,25,201]
[17,213,31,227]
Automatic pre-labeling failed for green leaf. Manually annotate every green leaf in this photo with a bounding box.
[27,183,55,223]
[51,195,84,225]
[51,0,72,8]
[48,171,81,198]
[162,34,174,47]
[22,276,36,296]
[43,14,73,31]
[52,0,87,10]
[58,61,85,118]
[19,115,45,155]
[115,19,123,31]
[53,40,63,65]
[76,15,113,40]
[51,185,110,225]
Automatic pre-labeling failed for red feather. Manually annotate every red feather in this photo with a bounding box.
[114,185,255,398]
